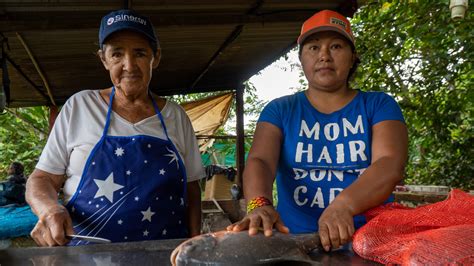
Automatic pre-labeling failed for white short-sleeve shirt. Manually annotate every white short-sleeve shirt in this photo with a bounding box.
[36,90,205,203]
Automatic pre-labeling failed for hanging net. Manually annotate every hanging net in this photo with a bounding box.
[353,189,474,265]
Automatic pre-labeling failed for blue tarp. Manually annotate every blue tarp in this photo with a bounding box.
[0,205,37,239]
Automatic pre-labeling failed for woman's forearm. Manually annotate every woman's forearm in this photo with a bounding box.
[243,157,276,202]
[186,180,201,237]
[26,169,63,217]
[331,120,408,215]
[332,156,405,216]
[242,122,282,203]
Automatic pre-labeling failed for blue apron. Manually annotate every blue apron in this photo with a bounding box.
[65,87,188,245]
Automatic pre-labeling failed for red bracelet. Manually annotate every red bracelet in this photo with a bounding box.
[247,196,272,213]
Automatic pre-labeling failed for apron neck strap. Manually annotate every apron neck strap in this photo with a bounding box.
[102,86,171,140]
[102,87,116,136]
[149,90,171,140]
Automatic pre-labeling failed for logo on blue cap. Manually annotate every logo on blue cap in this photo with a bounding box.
[106,14,147,26]
[99,9,159,52]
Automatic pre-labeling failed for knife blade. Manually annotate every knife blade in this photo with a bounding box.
[67,234,111,244]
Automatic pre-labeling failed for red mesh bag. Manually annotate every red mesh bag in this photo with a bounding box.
[353,189,474,265]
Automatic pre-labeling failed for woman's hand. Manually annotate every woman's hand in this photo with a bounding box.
[316,120,408,252]
[30,204,74,247]
[318,201,355,252]
[226,205,289,236]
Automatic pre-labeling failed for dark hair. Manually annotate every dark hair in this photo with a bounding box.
[347,55,360,83]
[9,162,24,176]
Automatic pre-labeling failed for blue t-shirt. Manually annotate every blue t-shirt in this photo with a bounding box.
[258,90,405,233]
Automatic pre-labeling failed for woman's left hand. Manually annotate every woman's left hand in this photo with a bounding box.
[318,201,355,252]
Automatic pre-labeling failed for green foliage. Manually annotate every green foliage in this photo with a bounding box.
[0,107,49,179]
[2,1,471,191]
[352,0,473,189]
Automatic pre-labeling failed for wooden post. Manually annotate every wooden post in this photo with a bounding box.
[49,105,59,132]
[235,84,245,198]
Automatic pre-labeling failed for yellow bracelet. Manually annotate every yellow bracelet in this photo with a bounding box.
[247,196,272,213]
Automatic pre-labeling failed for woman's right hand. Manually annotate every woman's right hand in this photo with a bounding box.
[30,204,74,247]
[226,205,289,236]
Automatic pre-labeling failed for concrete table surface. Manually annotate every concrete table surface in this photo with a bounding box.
[0,239,379,265]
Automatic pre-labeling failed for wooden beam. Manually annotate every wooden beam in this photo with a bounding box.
[1,11,329,32]
[190,25,243,89]
[235,84,245,199]
[16,32,56,106]
[196,134,253,139]
[124,0,132,9]
[48,105,59,132]
[4,53,50,102]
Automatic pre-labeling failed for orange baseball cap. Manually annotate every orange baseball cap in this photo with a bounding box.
[297,10,354,47]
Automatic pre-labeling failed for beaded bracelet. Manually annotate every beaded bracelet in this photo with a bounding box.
[247,196,272,214]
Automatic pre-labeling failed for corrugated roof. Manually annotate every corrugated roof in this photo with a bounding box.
[1,1,360,107]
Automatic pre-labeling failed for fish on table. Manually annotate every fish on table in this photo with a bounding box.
[170,230,322,266]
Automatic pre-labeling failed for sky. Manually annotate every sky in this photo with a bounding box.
[249,49,302,102]
[224,49,302,129]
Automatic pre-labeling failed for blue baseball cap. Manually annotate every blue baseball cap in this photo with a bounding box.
[99,9,159,52]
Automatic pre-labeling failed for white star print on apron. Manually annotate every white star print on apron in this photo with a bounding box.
[65,87,188,245]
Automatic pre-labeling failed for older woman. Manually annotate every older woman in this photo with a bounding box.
[26,9,205,246]
[228,10,408,252]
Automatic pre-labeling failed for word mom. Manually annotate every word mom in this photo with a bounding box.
[295,115,367,164]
